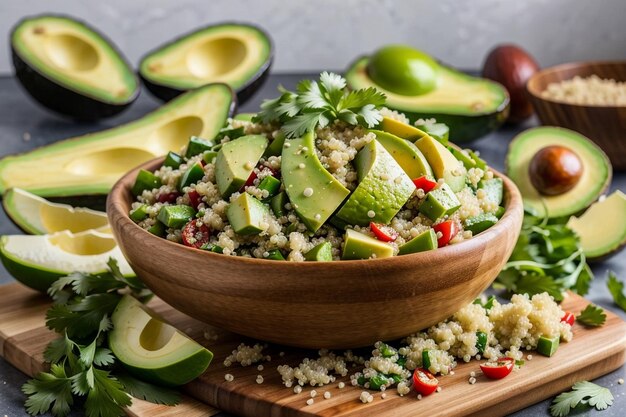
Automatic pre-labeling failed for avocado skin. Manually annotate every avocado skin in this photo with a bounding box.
[10,16,139,121]
[139,22,273,105]
[0,242,61,292]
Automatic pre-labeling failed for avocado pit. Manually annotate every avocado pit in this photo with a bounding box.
[529,145,583,196]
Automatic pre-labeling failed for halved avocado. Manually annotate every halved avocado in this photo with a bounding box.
[567,191,626,261]
[506,127,612,218]
[139,23,272,104]
[0,83,235,198]
[11,15,139,120]
[3,188,108,235]
[0,229,133,292]
[345,48,509,142]
[109,295,212,386]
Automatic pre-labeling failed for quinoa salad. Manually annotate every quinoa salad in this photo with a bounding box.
[129,73,505,261]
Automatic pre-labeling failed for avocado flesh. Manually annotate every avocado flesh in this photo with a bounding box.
[139,23,272,104]
[342,229,393,260]
[336,139,415,227]
[227,192,270,235]
[215,135,269,198]
[567,191,626,261]
[0,83,235,198]
[369,130,433,178]
[282,132,350,232]
[398,229,437,255]
[304,241,333,261]
[415,135,466,192]
[3,188,108,235]
[109,295,213,387]
[345,57,509,142]
[11,15,139,119]
[0,229,133,292]
[506,127,612,218]
[379,117,429,141]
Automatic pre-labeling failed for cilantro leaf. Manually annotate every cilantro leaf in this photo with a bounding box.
[44,334,75,364]
[282,110,329,138]
[607,271,626,312]
[22,364,73,417]
[84,369,132,417]
[70,367,95,396]
[550,381,613,416]
[93,347,115,367]
[116,372,181,405]
[576,304,606,327]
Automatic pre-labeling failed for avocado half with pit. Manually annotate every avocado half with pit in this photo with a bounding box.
[345,45,510,142]
[506,127,612,219]
[3,188,108,235]
[109,295,213,386]
[11,15,139,120]
[0,83,235,199]
[0,229,133,292]
[139,23,272,104]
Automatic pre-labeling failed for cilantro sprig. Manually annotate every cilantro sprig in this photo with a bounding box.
[576,304,606,327]
[607,271,626,312]
[550,381,614,416]
[22,259,179,417]
[254,72,386,138]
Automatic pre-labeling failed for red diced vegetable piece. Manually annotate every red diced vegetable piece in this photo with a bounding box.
[181,220,210,248]
[479,357,514,380]
[188,190,202,210]
[412,368,438,396]
[432,220,459,247]
[561,311,575,326]
[242,171,258,190]
[370,222,398,242]
[412,176,438,193]
[156,191,180,204]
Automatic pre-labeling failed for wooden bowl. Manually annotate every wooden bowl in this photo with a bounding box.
[107,158,523,349]
[527,61,626,170]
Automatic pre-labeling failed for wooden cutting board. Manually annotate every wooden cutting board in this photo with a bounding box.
[1,282,625,417]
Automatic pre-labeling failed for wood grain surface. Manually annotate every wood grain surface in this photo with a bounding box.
[1,282,625,417]
[526,61,626,170]
[106,157,524,349]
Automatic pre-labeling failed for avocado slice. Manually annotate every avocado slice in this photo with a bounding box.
[11,15,139,120]
[304,242,333,261]
[506,127,612,218]
[0,83,235,199]
[335,140,415,227]
[379,117,429,141]
[282,132,350,232]
[369,130,433,179]
[2,188,108,235]
[0,229,133,292]
[398,229,438,255]
[419,183,461,221]
[215,135,268,198]
[415,135,466,192]
[464,213,499,235]
[567,191,626,261]
[226,193,270,235]
[109,295,213,386]
[139,23,273,104]
[342,229,393,260]
[345,53,509,142]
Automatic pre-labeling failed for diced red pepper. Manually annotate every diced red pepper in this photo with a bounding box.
[432,220,459,247]
[188,189,202,210]
[242,171,258,190]
[370,222,398,242]
[156,191,180,204]
[561,311,575,326]
[181,220,210,248]
[479,357,514,380]
[412,176,438,193]
[412,368,438,396]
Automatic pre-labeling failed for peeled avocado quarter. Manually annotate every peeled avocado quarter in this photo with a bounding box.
[215,135,269,198]
[415,135,466,192]
[227,192,270,235]
[335,140,415,227]
[342,229,393,260]
[369,129,433,179]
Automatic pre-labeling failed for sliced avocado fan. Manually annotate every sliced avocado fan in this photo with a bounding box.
[140,23,273,104]
[0,83,235,198]
[11,14,139,120]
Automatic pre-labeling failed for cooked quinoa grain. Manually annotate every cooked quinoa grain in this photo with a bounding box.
[542,75,626,106]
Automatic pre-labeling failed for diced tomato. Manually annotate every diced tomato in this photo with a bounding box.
[412,368,438,396]
[156,191,180,204]
[370,222,398,242]
[479,357,514,380]
[188,189,202,210]
[242,171,258,190]
[432,220,459,247]
[181,220,210,248]
[561,311,575,326]
[412,176,438,193]
[200,159,207,167]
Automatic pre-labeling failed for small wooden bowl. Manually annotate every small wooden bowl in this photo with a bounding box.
[527,61,626,170]
[107,158,523,349]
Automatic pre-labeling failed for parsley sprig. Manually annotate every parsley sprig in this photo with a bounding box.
[494,212,593,301]
[22,259,180,417]
[550,381,614,416]
[254,72,386,138]
[576,304,606,327]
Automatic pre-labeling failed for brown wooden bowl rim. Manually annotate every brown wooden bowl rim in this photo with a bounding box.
[527,60,626,109]
[107,157,523,269]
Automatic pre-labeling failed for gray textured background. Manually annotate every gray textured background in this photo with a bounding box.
[1,0,626,74]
